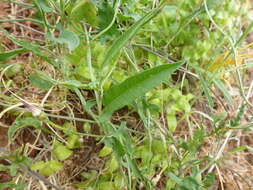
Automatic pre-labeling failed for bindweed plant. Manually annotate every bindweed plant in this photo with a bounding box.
[0,0,252,189]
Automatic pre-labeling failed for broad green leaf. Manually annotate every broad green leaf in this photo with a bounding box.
[101,7,162,67]
[101,62,183,120]
[53,141,73,161]
[64,43,86,66]
[46,28,80,51]
[97,1,118,37]
[114,174,126,189]
[151,140,166,154]
[31,161,46,171]
[45,160,63,175]
[99,146,113,157]
[106,155,119,173]
[0,48,26,62]
[98,182,116,190]
[71,0,98,26]
[29,73,53,90]
[8,117,41,142]
[36,160,63,176]
[67,134,79,149]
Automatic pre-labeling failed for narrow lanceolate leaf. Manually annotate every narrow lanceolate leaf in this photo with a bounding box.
[101,62,183,120]
[0,48,27,62]
[0,27,59,67]
[101,7,162,67]
[199,75,214,109]
[29,73,53,90]
[213,78,233,105]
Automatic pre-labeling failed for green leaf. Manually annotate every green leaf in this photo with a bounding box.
[199,75,214,109]
[71,0,98,26]
[0,48,27,62]
[59,80,94,90]
[67,134,79,149]
[203,173,215,187]
[0,27,59,67]
[53,141,73,161]
[36,0,52,13]
[181,177,200,189]
[48,160,63,171]
[64,43,86,66]
[99,146,113,157]
[111,137,126,157]
[106,155,119,173]
[213,78,233,105]
[151,140,166,154]
[167,113,177,132]
[97,1,118,37]
[18,40,58,67]
[29,73,93,90]
[101,62,183,120]
[31,161,46,171]
[192,66,233,106]
[101,7,162,67]
[10,164,20,176]
[37,160,63,176]
[29,73,54,90]
[167,173,183,186]
[8,117,41,142]
[4,64,23,78]
[230,145,247,153]
[98,181,116,190]
[0,182,26,190]
[46,28,80,51]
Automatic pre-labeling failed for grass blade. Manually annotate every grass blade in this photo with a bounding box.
[101,7,162,67]
[0,48,27,62]
[199,75,214,109]
[213,78,233,105]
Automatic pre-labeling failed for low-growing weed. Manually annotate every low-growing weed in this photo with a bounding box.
[0,0,253,189]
